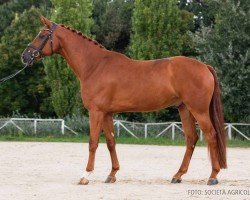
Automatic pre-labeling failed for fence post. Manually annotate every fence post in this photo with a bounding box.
[172,123,175,140]
[61,120,65,135]
[228,124,232,140]
[116,121,120,137]
[144,124,148,139]
[34,119,37,134]
[199,129,203,141]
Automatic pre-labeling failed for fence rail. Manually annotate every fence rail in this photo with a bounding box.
[0,118,249,141]
[113,120,250,141]
[0,118,78,135]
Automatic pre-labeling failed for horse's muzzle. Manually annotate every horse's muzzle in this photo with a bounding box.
[21,51,34,66]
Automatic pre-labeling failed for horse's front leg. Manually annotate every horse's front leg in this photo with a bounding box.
[79,110,104,185]
[102,113,120,183]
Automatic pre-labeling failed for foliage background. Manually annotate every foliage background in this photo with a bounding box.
[43,0,93,118]
[0,0,249,123]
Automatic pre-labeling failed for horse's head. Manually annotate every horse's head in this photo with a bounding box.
[21,16,60,65]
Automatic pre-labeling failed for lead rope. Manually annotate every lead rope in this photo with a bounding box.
[0,62,31,84]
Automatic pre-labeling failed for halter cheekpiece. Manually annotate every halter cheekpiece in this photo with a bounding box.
[27,22,57,60]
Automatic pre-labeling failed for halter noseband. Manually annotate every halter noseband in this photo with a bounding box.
[27,22,57,59]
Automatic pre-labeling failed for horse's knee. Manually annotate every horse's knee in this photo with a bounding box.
[106,139,115,151]
[186,134,199,149]
[89,142,98,153]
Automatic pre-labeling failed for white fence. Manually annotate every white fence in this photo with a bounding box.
[0,118,78,135]
[114,120,250,141]
[0,118,249,141]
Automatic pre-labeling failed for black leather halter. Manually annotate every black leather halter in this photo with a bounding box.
[27,23,57,59]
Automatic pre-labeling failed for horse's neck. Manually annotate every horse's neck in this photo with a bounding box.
[58,30,106,81]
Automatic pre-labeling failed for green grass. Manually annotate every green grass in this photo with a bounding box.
[0,134,249,147]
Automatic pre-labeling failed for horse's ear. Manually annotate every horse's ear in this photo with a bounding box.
[40,16,52,28]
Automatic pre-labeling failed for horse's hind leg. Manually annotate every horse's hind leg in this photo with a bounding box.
[171,104,198,183]
[191,111,221,185]
[102,113,120,183]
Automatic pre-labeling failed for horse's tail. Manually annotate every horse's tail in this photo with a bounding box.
[207,65,227,169]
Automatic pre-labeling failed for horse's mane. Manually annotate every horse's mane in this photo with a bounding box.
[60,24,105,49]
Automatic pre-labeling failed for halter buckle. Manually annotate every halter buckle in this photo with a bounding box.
[32,50,40,58]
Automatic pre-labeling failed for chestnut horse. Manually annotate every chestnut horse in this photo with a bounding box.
[22,17,227,185]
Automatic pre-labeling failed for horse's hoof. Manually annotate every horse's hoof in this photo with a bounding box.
[105,175,116,183]
[171,177,182,183]
[207,178,219,185]
[78,177,89,185]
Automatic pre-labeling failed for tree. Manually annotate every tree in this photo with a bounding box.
[193,0,249,122]
[0,7,53,116]
[129,0,193,60]
[179,0,221,31]
[43,0,93,118]
[0,0,10,5]
[0,0,51,36]
[92,0,134,53]
[92,0,109,43]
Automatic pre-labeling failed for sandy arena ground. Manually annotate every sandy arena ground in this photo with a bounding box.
[0,142,249,200]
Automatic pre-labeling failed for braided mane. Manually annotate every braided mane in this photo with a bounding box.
[60,24,105,49]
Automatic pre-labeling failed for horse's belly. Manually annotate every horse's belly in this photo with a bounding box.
[110,87,179,112]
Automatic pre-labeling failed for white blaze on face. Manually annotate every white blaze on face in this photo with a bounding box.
[111,132,114,137]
